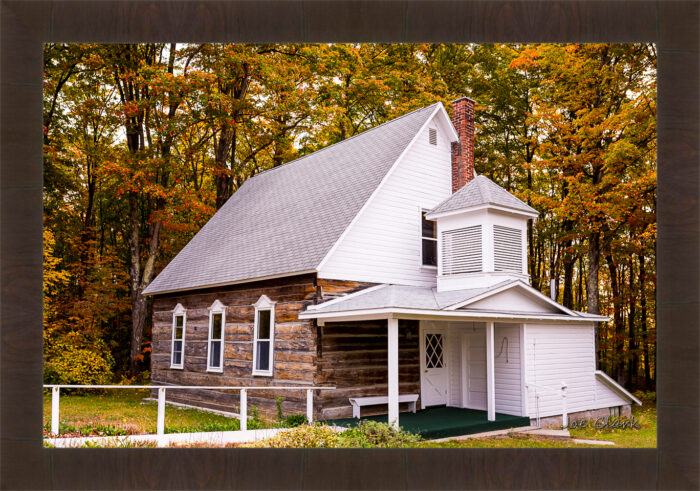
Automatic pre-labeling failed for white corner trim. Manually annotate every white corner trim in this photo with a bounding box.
[305,284,389,311]
[595,370,643,405]
[316,104,445,272]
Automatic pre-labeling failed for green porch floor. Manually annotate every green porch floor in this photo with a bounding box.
[326,406,531,440]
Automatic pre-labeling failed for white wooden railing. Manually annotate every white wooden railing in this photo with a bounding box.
[525,381,568,428]
[44,385,335,437]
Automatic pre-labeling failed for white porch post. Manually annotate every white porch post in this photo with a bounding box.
[486,321,496,421]
[387,317,399,428]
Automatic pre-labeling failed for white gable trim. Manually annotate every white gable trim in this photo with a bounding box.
[316,103,449,272]
[595,370,643,405]
[426,203,539,221]
[444,280,583,317]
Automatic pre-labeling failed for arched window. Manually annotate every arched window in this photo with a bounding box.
[171,303,186,369]
[207,300,226,372]
[253,295,276,376]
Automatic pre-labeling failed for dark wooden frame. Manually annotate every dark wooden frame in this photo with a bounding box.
[1,1,697,489]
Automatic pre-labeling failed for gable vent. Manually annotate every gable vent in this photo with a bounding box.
[494,225,523,273]
[441,225,482,275]
[428,128,437,145]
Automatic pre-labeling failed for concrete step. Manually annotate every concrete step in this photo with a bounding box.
[572,438,615,446]
[520,428,571,439]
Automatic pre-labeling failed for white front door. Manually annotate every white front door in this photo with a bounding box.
[420,325,448,408]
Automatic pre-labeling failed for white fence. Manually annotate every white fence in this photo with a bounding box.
[524,381,568,428]
[45,384,335,437]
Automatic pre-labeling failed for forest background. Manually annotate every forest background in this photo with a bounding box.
[42,43,657,391]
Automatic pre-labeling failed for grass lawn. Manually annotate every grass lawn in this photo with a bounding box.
[567,404,656,447]
[44,390,656,448]
[43,389,265,437]
[425,404,656,448]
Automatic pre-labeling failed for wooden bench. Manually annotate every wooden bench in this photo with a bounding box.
[348,394,419,419]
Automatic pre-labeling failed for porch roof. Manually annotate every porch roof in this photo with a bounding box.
[300,280,608,323]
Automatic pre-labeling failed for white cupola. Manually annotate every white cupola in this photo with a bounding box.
[425,175,539,292]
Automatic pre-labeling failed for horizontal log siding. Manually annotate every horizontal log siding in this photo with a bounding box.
[316,319,420,419]
[151,275,375,419]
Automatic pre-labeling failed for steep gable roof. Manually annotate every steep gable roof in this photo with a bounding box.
[144,103,441,295]
[427,175,538,217]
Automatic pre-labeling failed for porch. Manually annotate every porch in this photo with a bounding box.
[300,282,597,428]
[327,406,530,440]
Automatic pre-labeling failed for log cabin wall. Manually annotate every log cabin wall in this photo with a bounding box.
[150,274,373,419]
[316,319,421,420]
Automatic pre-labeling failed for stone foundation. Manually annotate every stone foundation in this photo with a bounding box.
[533,404,632,429]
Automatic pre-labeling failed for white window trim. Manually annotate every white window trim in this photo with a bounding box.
[206,299,226,373]
[252,294,276,377]
[170,303,186,369]
[420,208,438,269]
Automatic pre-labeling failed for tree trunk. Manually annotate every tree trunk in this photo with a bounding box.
[562,235,575,309]
[127,191,143,376]
[627,257,637,388]
[588,231,601,369]
[605,251,625,384]
[639,253,651,388]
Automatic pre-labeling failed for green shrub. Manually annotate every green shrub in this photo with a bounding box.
[337,420,423,448]
[247,424,341,448]
[275,396,285,421]
[284,413,308,427]
[633,390,656,404]
[44,331,114,386]
[249,421,423,448]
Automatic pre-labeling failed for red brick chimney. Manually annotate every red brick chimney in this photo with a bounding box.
[450,97,476,193]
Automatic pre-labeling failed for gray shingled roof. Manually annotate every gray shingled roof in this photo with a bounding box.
[428,175,538,216]
[144,104,440,295]
[305,280,606,320]
[307,281,514,314]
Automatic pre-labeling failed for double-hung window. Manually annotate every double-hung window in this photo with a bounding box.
[421,211,438,267]
[207,300,225,372]
[253,295,275,376]
[170,304,186,369]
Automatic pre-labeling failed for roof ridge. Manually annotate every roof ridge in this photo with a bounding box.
[477,175,490,203]
[249,103,440,180]
[481,175,534,209]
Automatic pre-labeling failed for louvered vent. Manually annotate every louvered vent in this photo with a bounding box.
[428,128,437,145]
[441,226,482,275]
[494,225,523,273]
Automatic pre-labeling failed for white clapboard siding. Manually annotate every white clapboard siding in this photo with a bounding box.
[318,114,453,286]
[447,330,462,406]
[525,324,598,418]
[442,226,482,275]
[466,331,487,409]
[493,225,523,273]
[594,374,634,407]
[494,324,522,416]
